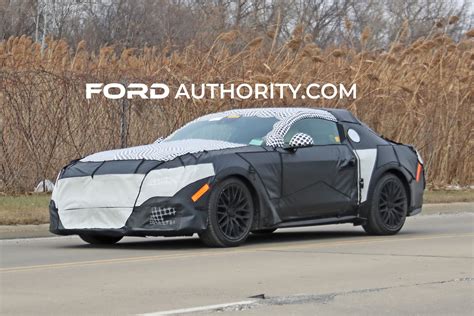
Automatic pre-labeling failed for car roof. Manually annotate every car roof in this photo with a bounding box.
[324,108,360,124]
[196,107,340,122]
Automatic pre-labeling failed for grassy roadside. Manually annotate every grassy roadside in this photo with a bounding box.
[0,194,51,225]
[0,190,473,226]
[423,190,474,204]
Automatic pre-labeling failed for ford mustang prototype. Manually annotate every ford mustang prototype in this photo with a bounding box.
[50,108,425,247]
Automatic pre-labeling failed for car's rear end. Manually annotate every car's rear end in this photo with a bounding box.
[391,144,425,216]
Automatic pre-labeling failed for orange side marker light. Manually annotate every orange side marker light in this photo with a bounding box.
[192,184,210,202]
[416,163,422,182]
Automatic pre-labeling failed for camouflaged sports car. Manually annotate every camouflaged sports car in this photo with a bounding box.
[50,108,425,247]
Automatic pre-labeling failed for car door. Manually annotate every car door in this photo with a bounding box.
[278,118,358,220]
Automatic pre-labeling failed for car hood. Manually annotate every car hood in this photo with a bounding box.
[80,139,246,162]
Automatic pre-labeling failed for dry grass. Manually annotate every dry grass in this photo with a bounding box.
[423,190,474,204]
[0,193,50,225]
[0,29,473,192]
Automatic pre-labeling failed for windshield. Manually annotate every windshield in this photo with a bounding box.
[166,116,278,145]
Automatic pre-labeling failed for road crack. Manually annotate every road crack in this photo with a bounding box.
[217,277,473,314]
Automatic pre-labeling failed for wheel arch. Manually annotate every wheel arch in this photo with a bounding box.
[216,173,262,229]
[371,166,412,209]
[360,164,412,219]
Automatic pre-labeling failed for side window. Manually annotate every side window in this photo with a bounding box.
[284,118,341,145]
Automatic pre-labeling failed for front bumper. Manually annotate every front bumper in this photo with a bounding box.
[50,178,211,237]
[50,160,214,237]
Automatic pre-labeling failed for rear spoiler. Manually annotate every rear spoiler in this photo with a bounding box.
[381,135,418,155]
[380,135,404,145]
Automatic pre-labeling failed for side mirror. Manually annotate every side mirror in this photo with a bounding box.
[287,133,314,148]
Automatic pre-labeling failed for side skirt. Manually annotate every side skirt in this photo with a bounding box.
[276,215,358,229]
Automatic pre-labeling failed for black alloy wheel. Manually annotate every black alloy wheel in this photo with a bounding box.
[199,177,254,247]
[363,174,408,235]
[216,183,253,239]
[378,178,407,229]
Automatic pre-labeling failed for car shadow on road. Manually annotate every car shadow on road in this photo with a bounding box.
[58,227,416,251]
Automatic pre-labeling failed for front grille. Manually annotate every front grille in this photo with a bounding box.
[150,207,176,225]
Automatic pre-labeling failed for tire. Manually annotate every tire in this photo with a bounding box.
[199,177,254,247]
[79,234,123,245]
[252,228,277,235]
[363,173,408,235]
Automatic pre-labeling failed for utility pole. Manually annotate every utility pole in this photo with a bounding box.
[120,98,128,148]
[120,80,129,148]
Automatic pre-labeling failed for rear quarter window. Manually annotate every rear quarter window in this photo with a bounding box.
[284,118,341,145]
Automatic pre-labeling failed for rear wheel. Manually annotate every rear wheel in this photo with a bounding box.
[363,174,408,235]
[199,177,254,247]
[79,234,123,245]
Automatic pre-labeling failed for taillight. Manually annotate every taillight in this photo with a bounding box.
[416,163,423,182]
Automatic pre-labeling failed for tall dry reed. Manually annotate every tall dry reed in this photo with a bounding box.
[0,29,473,192]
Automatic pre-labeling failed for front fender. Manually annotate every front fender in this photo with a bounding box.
[211,155,282,229]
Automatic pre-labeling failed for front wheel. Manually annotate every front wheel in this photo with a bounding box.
[363,174,408,235]
[199,177,254,247]
[79,234,123,245]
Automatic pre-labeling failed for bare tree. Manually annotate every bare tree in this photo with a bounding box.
[0,0,472,50]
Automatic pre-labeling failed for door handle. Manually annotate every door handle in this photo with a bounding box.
[339,157,356,169]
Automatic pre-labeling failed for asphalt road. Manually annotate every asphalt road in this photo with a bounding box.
[1,212,473,315]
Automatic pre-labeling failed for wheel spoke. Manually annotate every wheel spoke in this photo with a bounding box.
[232,186,239,202]
[215,183,253,239]
[236,213,250,220]
[227,219,234,236]
[390,182,396,196]
[218,214,227,225]
[234,216,246,226]
[393,199,405,206]
[378,179,407,228]
[233,218,242,234]
[389,212,395,225]
[235,189,243,204]
[232,218,239,235]
[393,210,402,219]
[393,206,405,215]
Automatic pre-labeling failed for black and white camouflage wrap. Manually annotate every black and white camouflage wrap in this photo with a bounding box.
[264,134,285,148]
[289,133,314,147]
[264,111,336,147]
[150,207,177,225]
[81,108,336,162]
[193,107,336,122]
[50,106,425,238]
[81,139,244,162]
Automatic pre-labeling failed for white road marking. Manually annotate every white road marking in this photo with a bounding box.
[138,299,259,315]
